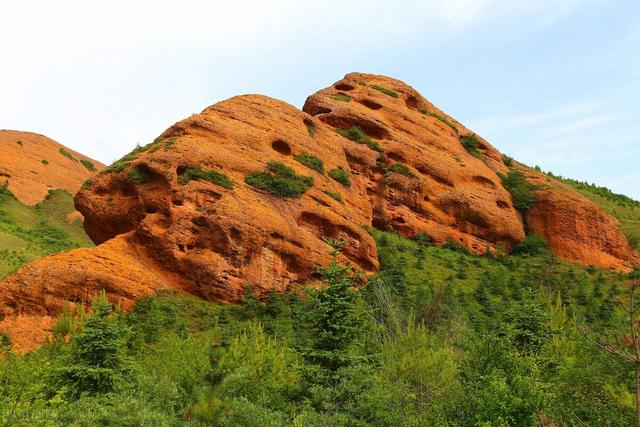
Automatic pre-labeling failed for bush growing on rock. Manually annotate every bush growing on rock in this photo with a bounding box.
[245,162,313,198]
[329,167,351,187]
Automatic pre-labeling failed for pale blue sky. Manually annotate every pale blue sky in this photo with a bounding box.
[2,1,639,198]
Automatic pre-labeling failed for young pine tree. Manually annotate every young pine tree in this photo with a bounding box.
[55,291,129,397]
[302,239,363,382]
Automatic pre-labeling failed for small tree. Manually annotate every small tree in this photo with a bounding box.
[301,239,363,383]
[56,291,129,397]
[584,273,640,426]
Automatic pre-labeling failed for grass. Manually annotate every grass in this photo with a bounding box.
[0,185,93,279]
[178,166,233,189]
[460,135,482,158]
[245,162,313,198]
[59,148,76,162]
[79,159,96,172]
[323,190,343,203]
[294,152,324,173]
[329,167,351,187]
[370,84,398,98]
[386,163,416,178]
[330,93,352,102]
[335,126,384,153]
[127,167,148,185]
[500,170,536,212]
[418,109,458,132]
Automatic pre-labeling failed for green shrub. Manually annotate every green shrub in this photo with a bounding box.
[245,162,313,198]
[324,190,343,203]
[80,159,96,172]
[294,152,324,173]
[41,159,49,165]
[59,148,76,161]
[370,84,398,98]
[418,109,458,132]
[386,163,416,178]
[501,170,535,212]
[502,155,513,167]
[331,93,351,102]
[127,167,148,185]
[460,135,481,158]
[54,292,129,397]
[329,167,351,187]
[178,166,233,189]
[511,235,549,256]
[335,126,384,152]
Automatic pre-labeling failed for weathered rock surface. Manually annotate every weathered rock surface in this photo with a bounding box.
[303,72,525,253]
[520,168,640,270]
[0,130,104,204]
[1,73,638,350]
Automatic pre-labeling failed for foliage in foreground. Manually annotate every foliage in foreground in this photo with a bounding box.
[0,230,637,426]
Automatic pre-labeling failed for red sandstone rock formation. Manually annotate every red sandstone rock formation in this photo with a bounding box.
[1,73,637,351]
[0,130,104,204]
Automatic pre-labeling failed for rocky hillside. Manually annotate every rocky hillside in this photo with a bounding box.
[0,130,105,205]
[1,73,638,350]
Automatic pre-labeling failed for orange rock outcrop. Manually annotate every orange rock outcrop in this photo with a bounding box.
[0,130,105,204]
[1,73,638,351]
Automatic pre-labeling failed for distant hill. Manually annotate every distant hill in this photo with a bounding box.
[0,131,102,278]
[0,130,104,205]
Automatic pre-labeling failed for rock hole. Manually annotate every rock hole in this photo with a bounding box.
[305,105,332,116]
[321,116,389,140]
[177,244,186,252]
[191,216,208,226]
[405,95,419,110]
[496,200,510,209]
[334,82,355,91]
[271,140,292,156]
[357,99,383,110]
[172,198,184,206]
[145,205,158,214]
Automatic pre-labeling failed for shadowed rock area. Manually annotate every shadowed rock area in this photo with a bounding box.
[1,73,638,351]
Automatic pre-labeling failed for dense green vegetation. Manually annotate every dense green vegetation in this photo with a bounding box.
[328,167,351,187]
[330,93,351,102]
[370,84,398,98]
[2,228,638,425]
[127,166,148,185]
[335,126,385,152]
[459,135,482,158]
[59,148,76,161]
[79,159,96,172]
[0,185,93,279]
[245,162,313,198]
[178,166,233,189]
[294,152,324,173]
[418,109,458,132]
[386,162,416,178]
[324,190,344,203]
[501,170,536,212]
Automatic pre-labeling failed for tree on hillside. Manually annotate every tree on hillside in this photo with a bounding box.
[584,271,640,426]
[55,291,130,397]
[301,239,363,384]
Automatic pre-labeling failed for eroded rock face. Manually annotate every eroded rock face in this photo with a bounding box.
[521,169,640,270]
[0,130,104,204]
[76,95,379,302]
[303,72,526,253]
[1,73,638,351]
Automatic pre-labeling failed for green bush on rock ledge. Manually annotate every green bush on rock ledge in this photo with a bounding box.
[245,162,313,198]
